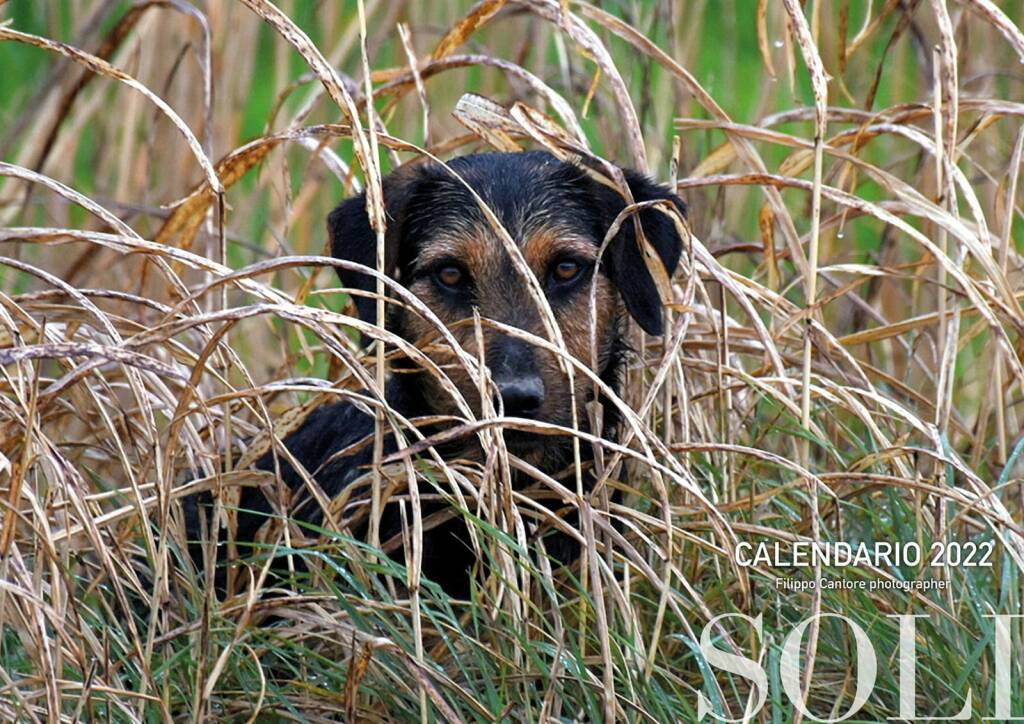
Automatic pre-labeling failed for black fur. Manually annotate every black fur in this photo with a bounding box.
[188,151,686,598]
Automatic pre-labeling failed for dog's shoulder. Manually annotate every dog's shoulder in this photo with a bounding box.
[253,399,374,488]
[252,375,423,494]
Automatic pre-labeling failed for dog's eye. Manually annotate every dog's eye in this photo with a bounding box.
[435,265,466,289]
[551,259,583,284]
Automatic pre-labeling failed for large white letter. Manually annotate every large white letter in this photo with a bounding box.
[983,614,1024,721]
[697,613,768,722]
[780,613,877,722]
[887,614,971,720]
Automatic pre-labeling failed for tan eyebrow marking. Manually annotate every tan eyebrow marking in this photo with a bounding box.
[413,225,503,280]
[414,237,468,269]
[523,228,597,271]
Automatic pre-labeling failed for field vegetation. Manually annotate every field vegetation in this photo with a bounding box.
[1,0,1023,720]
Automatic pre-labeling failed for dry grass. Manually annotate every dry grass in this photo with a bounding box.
[1,0,1024,720]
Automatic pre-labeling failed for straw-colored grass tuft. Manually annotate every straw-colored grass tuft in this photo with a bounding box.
[1,1,1023,719]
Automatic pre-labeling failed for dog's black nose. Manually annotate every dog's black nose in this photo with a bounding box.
[497,376,545,418]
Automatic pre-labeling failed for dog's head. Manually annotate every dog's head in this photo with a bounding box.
[327,151,685,431]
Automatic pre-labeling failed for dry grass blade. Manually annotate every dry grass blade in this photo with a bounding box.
[452,93,524,152]
[27,0,213,175]
[0,25,221,195]
[777,3,829,713]
[518,0,648,171]
[431,0,508,61]
[757,0,778,80]
[156,124,352,248]
[964,0,1024,62]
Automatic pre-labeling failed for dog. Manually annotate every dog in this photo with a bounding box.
[187,150,686,598]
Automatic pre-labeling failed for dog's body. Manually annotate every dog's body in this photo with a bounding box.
[191,151,686,597]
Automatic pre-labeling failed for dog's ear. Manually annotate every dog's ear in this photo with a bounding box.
[600,170,686,336]
[327,166,421,331]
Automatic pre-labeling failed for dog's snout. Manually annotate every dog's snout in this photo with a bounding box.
[497,376,545,418]
[490,336,545,418]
